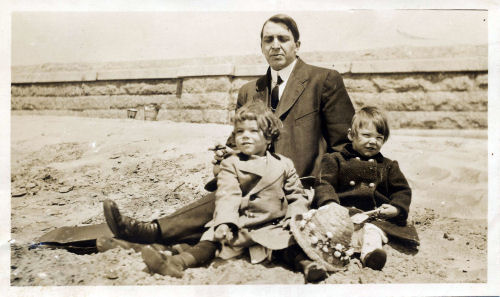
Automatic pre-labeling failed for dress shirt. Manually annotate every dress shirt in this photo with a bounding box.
[270,58,297,100]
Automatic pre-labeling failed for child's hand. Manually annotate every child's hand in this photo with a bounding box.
[214,224,234,243]
[281,218,291,230]
[209,143,234,176]
[378,204,400,218]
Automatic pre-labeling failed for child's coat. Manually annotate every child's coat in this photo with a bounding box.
[201,151,309,257]
[314,143,419,245]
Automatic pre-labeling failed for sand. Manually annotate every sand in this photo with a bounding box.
[9,115,488,286]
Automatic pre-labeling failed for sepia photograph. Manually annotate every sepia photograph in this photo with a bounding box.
[2,1,499,296]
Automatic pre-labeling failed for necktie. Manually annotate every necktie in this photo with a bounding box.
[271,75,283,111]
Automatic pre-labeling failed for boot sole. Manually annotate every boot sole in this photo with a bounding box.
[103,200,120,237]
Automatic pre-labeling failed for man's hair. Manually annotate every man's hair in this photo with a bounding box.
[350,106,390,142]
[260,14,300,43]
[233,101,282,142]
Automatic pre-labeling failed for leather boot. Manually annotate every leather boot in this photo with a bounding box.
[141,245,195,278]
[103,199,160,243]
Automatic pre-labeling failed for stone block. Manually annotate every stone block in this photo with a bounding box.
[228,92,238,110]
[163,109,204,123]
[344,78,378,93]
[182,77,232,93]
[371,75,424,92]
[12,83,86,97]
[231,77,257,91]
[82,82,122,96]
[203,109,231,124]
[388,111,487,129]
[121,80,178,95]
[475,73,488,89]
[178,93,231,109]
[349,91,487,112]
[440,75,475,91]
[351,58,487,73]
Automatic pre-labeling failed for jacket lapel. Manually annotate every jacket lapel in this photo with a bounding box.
[246,151,284,197]
[275,58,309,118]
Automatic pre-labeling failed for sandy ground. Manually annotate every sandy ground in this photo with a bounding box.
[9,115,488,286]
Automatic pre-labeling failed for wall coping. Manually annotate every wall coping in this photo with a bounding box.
[11,57,487,84]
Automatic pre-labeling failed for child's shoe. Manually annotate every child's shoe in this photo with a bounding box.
[141,245,190,278]
[304,261,328,283]
[362,248,386,270]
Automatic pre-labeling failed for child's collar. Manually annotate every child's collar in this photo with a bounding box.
[341,143,385,163]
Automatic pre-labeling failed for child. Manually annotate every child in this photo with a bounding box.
[140,101,328,282]
[313,106,419,270]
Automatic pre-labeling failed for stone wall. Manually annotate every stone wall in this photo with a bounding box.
[11,57,487,129]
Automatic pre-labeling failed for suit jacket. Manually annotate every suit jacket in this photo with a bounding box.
[201,151,309,250]
[235,58,355,178]
[314,143,419,245]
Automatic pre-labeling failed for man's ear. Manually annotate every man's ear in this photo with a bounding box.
[347,128,354,141]
[295,40,301,54]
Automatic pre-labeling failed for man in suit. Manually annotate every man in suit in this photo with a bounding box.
[102,14,355,247]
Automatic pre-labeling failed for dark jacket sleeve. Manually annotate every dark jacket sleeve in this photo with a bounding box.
[386,160,412,223]
[321,70,355,151]
[313,153,341,208]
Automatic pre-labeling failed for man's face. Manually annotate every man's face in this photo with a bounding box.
[261,21,300,71]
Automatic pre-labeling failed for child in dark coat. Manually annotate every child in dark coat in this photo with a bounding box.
[314,106,419,270]
[139,101,328,282]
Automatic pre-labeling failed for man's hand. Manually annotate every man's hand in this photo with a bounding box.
[378,204,400,218]
[214,224,234,243]
[209,143,234,177]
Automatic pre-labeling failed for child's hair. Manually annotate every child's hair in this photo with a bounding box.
[350,106,390,142]
[233,101,282,142]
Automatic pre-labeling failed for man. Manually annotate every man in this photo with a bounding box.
[102,14,355,247]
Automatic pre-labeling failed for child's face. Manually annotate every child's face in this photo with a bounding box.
[349,122,385,158]
[234,120,270,157]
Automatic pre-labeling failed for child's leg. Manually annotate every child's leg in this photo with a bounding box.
[279,245,327,283]
[361,223,388,270]
[141,240,218,278]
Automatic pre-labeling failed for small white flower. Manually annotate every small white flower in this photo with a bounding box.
[326,231,333,238]
[322,246,329,252]
[334,251,341,258]
[311,236,319,244]
[335,243,343,251]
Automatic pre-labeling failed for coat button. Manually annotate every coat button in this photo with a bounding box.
[355,157,361,160]
[369,182,375,188]
[349,180,355,186]
[368,159,375,162]
[246,211,254,218]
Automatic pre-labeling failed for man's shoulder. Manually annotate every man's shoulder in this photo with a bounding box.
[240,79,259,90]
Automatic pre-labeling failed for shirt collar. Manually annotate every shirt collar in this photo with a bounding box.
[270,58,297,84]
